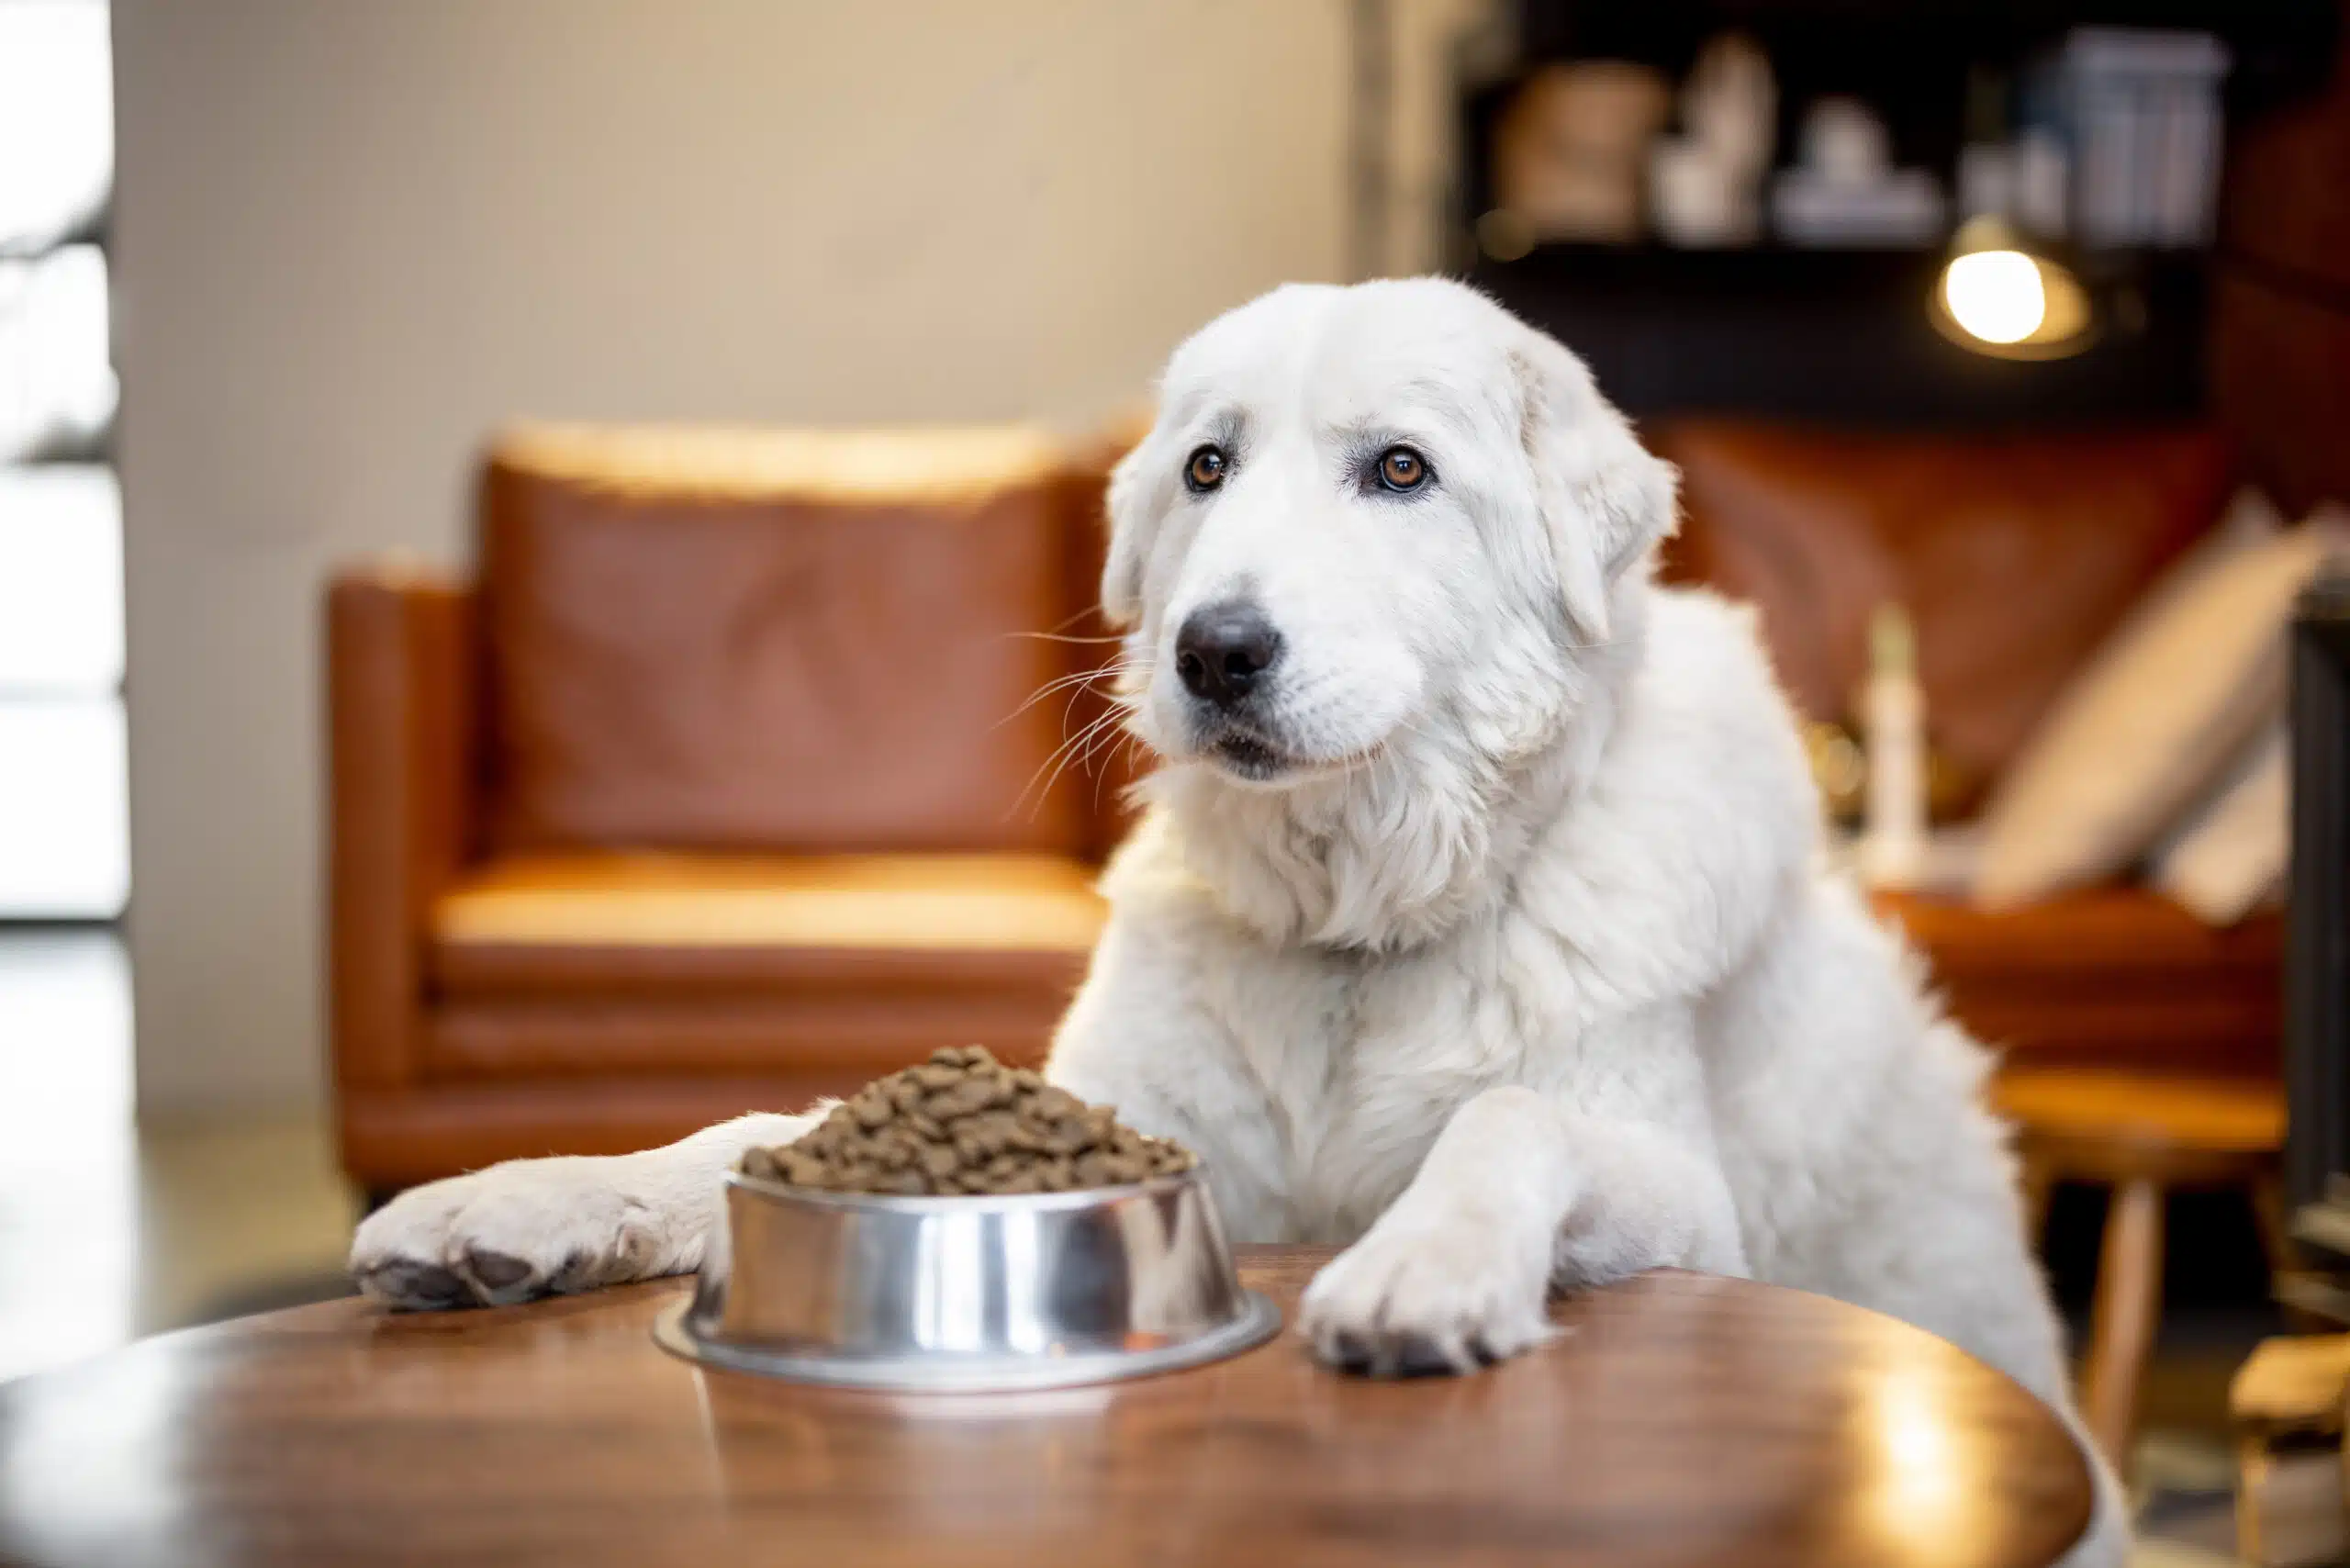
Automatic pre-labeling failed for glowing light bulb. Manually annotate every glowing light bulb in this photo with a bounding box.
[1941,250,2047,345]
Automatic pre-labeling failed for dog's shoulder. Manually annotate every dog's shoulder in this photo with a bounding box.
[1594,587,1816,839]
[1632,588,1803,754]
[1507,585,1819,1009]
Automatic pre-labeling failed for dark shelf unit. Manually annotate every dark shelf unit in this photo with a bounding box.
[1502,0,2337,162]
[1449,2,2336,426]
[1471,242,2209,427]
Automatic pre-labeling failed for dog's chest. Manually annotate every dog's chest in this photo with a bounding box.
[1215,934,1565,1243]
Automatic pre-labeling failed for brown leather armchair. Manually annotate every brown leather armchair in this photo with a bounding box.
[333,415,2277,1196]
[329,425,1131,1192]
[1654,420,2281,1079]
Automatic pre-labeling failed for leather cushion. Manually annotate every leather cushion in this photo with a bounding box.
[431,851,1106,997]
[1875,886,2280,1076]
[421,993,1076,1082]
[423,851,1103,1081]
[341,1079,957,1186]
[1656,422,2233,799]
[479,425,1101,855]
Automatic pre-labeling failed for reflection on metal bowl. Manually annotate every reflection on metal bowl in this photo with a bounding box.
[654,1165,1280,1392]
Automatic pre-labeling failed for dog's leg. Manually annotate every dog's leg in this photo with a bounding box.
[1300,1084,1744,1375]
[349,1110,817,1309]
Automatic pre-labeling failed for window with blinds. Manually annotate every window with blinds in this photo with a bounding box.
[0,0,127,919]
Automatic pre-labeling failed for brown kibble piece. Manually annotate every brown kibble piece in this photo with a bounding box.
[920,1087,968,1122]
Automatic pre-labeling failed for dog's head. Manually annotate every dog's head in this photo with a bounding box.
[1103,278,1675,792]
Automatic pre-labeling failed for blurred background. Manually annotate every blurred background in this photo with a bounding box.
[2,3,2348,1562]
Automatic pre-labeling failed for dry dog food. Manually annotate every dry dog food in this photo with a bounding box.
[739,1047,1197,1196]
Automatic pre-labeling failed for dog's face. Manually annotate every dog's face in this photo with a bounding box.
[1103,278,1675,788]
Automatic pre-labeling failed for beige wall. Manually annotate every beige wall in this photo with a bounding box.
[110,0,1359,1114]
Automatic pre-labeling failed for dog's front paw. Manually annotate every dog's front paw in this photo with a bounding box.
[1300,1216,1557,1377]
[350,1158,679,1310]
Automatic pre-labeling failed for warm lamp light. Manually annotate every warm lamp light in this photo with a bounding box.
[1930,217,2093,360]
[1942,250,2045,342]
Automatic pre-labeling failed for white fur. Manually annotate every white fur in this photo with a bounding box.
[350,279,2118,1562]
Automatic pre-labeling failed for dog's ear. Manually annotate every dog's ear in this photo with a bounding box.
[1099,438,1155,630]
[1510,330,1678,644]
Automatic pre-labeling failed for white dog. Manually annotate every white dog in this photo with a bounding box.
[352,278,2117,1560]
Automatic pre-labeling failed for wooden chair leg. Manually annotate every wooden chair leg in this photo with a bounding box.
[2081,1178,2164,1471]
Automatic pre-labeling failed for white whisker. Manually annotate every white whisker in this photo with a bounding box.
[998,659,1144,727]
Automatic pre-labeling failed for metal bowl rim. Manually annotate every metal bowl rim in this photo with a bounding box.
[723,1162,1210,1214]
[653,1289,1283,1392]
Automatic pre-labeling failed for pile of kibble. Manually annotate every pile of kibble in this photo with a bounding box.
[739,1047,1196,1196]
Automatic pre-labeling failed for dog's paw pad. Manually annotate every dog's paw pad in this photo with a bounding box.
[458,1247,542,1302]
[356,1260,471,1311]
[1320,1327,1482,1379]
[1387,1330,1468,1378]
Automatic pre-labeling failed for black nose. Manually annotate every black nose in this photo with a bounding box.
[1175,601,1283,706]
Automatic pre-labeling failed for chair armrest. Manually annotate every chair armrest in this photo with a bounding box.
[328,564,479,1092]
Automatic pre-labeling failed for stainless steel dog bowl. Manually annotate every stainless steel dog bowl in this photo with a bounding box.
[653,1165,1280,1392]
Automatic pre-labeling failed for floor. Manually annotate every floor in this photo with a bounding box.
[0,928,2313,1563]
[0,928,356,1385]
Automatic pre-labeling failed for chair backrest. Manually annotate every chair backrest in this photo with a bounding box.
[476,424,1117,858]
[1652,420,2233,801]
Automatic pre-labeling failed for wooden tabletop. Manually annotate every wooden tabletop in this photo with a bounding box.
[0,1247,2091,1568]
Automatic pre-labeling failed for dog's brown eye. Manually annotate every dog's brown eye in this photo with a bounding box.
[1377,446,1427,492]
[1185,445,1226,493]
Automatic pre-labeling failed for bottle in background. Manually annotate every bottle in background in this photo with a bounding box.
[1859,602,1929,890]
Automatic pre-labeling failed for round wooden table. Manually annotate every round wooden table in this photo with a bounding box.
[0,1246,2091,1567]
